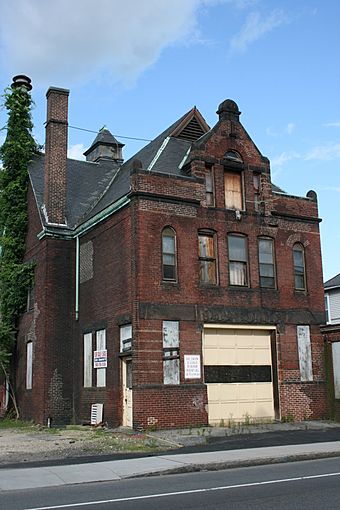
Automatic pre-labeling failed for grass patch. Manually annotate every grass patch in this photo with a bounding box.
[0,418,34,430]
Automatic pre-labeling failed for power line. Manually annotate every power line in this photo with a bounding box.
[68,124,152,142]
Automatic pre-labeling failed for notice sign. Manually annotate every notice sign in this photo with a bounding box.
[184,355,201,379]
[94,350,107,368]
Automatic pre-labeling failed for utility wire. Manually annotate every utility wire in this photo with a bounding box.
[68,124,152,142]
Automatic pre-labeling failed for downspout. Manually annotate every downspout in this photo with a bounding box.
[75,235,80,321]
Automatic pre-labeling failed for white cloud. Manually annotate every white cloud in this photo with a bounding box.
[0,0,222,86]
[230,9,287,53]
[286,123,295,135]
[324,121,340,128]
[68,143,86,161]
[322,186,340,193]
[305,143,340,161]
[271,151,300,168]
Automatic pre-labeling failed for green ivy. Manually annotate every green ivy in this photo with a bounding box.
[0,84,39,368]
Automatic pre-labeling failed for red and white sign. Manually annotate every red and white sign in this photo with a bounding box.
[94,350,107,368]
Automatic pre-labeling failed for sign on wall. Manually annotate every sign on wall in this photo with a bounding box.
[94,350,107,368]
[184,355,201,379]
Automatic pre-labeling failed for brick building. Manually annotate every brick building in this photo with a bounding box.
[15,79,328,428]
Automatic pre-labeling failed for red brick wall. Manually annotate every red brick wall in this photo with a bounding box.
[76,206,132,425]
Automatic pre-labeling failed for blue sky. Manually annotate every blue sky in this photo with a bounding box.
[0,0,339,281]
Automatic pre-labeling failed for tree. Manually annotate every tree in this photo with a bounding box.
[0,76,39,368]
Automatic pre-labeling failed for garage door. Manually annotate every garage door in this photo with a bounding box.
[203,328,275,424]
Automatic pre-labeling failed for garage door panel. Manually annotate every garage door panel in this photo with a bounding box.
[204,328,275,424]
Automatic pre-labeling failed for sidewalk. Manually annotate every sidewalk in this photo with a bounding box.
[1,440,340,491]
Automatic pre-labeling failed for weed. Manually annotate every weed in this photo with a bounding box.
[281,413,294,423]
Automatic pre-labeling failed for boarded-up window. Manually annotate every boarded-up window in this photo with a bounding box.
[120,324,132,353]
[297,325,313,381]
[80,241,94,283]
[228,234,248,286]
[96,329,106,388]
[84,333,92,387]
[26,341,33,390]
[163,321,180,385]
[225,171,243,210]
[198,233,217,284]
[332,342,340,399]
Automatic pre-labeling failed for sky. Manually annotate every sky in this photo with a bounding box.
[0,0,339,281]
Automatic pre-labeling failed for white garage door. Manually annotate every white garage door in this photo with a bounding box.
[203,328,275,425]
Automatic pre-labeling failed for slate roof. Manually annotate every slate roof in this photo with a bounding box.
[83,128,124,156]
[29,105,290,231]
[29,155,119,229]
[324,273,340,289]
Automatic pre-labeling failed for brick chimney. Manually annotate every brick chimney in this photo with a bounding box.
[43,87,69,225]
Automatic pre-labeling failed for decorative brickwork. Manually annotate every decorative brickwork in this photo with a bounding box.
[15,91,328,428]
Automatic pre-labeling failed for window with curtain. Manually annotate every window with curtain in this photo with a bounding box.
[293,243,306,290]
[224,171,243,210]
[198,232,217,284]
[228,234,248,286]
[162,227,177,281]
[258,237,276,288]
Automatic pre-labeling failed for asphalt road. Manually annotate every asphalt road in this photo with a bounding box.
[1,456,340,510]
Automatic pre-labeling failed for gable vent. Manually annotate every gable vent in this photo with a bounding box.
[176,117,206,142]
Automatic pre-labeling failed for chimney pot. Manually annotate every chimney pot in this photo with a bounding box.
[12,74,32,91]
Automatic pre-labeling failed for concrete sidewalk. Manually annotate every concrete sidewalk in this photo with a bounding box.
[1,441,340,491]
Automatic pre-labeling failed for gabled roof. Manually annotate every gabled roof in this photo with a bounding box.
[83,108,210,220]
[324,273,340,289]
[29,103,292,231]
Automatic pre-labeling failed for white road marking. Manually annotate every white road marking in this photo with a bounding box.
[25,470,340,510]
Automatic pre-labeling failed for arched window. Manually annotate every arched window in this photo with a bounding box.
[162,227,177,281]
[293,243,306,290]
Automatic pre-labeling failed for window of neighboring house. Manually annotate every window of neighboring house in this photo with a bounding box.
[198,232,217,284]
[205,166,214,206]
[224,171,243,210]
[120,324,132,353]
[162,227,177,281]
[253,173,261,212]
[258,237,276,289]
[325,295,330,323]
[228,234,248,286]
[293,243,306,291]
[83,329,107,388]
[163,321,180,384]
[26,341,33,390]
